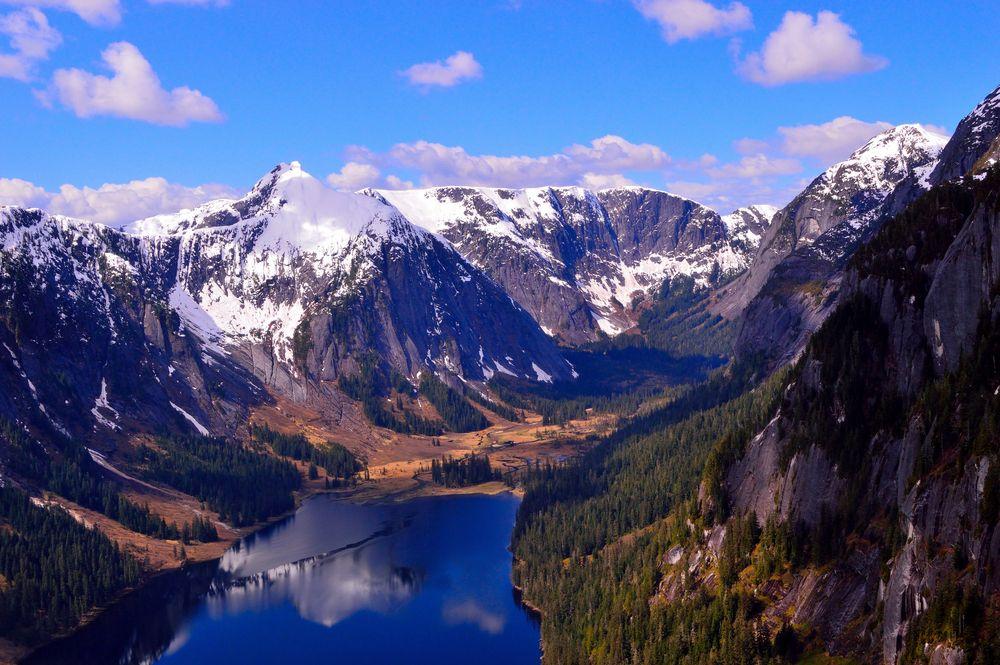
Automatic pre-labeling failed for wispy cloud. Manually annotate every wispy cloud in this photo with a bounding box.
[43,41,224,126]
[401,50,483,89]
[631,0,751,43]
[736,10,887,86]
[777,116,894,162]
[0,6,60,80]
[0,0,122,27]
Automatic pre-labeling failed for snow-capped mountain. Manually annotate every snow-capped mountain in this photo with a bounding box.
[929,83,1000,183]
[0,163,573,443]
[369,186,770,343]
[712,124,951,367]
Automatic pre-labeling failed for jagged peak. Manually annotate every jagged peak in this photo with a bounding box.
[843,123,948,166]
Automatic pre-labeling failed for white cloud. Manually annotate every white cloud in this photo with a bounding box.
[0,0,121,26]
[340,135,669,188]
[732,137,768,155]
[580,173,636,190]
[325,162,381,191]
[46,41,223,126]
[0,175,237,225]
[706,153,801,179]
[632,0,751,43]
[737,10,886,86]
[401,50,482,89]
[778,116,893,162]
[0,7,60,80]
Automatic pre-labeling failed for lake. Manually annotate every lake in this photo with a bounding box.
[25,493,541,664]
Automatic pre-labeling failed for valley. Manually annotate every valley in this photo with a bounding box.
[0,21,997,659]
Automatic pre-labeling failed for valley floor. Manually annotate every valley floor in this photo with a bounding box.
[2,400,610,664]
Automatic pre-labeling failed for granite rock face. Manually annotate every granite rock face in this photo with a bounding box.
[715,124,949,368]
[0,163,573,446]
[716,162,1000,662]
[372,186,772,343]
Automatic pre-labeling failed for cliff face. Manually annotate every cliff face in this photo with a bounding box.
[373,186,768,343]
[0,164,575,450]
[716,125,950,369]
[719,166,1000,663]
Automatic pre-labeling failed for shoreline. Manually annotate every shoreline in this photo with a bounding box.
[6,477,520,664]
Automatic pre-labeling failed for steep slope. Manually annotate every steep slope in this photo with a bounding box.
[510,168,1000,665]
[371,186,766,344]
[714,124,950,368]
[0,164,573,449]
[0,206,261,445]
[134,163,573,388]
[720,164,1000,664]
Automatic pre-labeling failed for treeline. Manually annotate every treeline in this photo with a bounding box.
[429,454,500,487]
[0,418,180,539]
[138,434,300,526]
[338,356,443,435]
[418,374,489,432]
[489,344,718,426]
[638,274,736,357]
[250,424,362,483]
[465,388,521,422]
[509,366,790,663]
[0,484,140,644]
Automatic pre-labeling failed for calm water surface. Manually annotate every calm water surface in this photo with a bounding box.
[27,493,540,664]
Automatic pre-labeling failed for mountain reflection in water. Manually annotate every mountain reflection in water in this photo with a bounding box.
[24,493,540,665]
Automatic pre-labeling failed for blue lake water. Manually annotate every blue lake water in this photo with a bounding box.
[26,493,541,664]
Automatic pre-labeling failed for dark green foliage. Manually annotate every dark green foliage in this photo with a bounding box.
[464,389,522,422]
[418,373,489,432]
[0,418,180,539]
[139,434,300,526]
[338,355,443,435]
[514,365,786,565]
[291,318,313,369]
[429,454,500,487]
[490,342,720,426]
[182,515,218,543]
[0,485,140,644]
[717,513,758,587]
[780,294,904,475]
[250,423,362,483]
[900,582,997,665]
[638,275,736,357]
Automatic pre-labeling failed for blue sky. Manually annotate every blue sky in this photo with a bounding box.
[0,0,998,222]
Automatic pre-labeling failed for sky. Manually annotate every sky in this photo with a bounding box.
[0,0,998,224]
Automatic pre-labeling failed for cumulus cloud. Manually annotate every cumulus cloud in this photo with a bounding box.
[401,50,482,89]
[777,116,893,162]
[326,162,382,191]
[580,172,636,190]
[632,0,751,43]
[338,135,669,189]
[0,0,121,26]
[45,41,223,126]
[0,176,238,225]
[706,153,801,179]
[737,10,887,86]
[0,6,60,80]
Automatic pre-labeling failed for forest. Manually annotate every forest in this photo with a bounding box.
[137,434,301,526]
[0,485,140,645]
[250,423,363,483]
[0,418,181,539]
[429,454,501,487]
